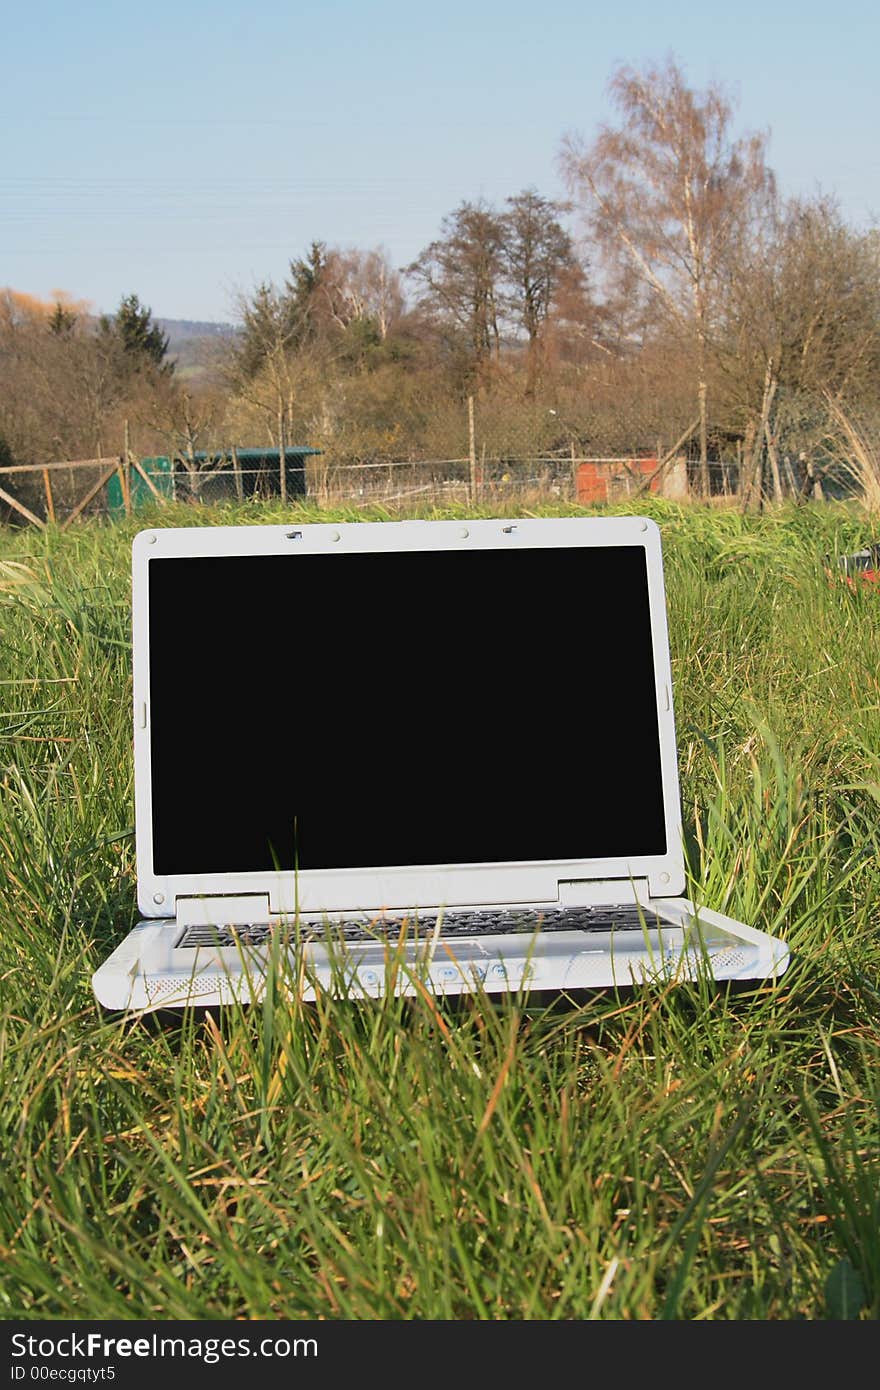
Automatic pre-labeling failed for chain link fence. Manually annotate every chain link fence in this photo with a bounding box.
[1,391,873,527]
[0,450,688,525]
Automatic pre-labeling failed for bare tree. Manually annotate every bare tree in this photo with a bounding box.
[540,257,608,370]
[139,376,230,497]
[501,189,582,395]
[771,198,880,403]
[230,281,319,497]
[718,193,880,501]
[0,291,144,465]
[406,200,506,385]
[560,56,774,494]
[316,247,406,342]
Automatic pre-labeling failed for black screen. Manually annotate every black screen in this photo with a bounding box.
[148,547,667,874]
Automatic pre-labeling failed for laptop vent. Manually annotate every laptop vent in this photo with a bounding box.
[708,947,748,974]
[146,974,225,1003]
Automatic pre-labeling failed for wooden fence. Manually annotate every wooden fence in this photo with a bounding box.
[0,455,138,529]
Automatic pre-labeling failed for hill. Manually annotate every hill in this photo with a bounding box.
[155,317,239,378]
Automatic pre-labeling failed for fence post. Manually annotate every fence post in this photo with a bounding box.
[278,413,288,504]
[116,461,131,516]
[468,395,477,504]
[232,445,244,502]
[122,421,132,516]
[42,467,55,524]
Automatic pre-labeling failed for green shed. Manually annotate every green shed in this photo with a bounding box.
[107,446,321,515]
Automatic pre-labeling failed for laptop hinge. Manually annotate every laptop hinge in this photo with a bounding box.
[175,894,273,929]
[558,879,649,907]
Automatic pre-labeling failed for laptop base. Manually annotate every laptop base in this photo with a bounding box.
[92,899,789,1012]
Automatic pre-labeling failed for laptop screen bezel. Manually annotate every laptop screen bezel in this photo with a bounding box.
[131,515,686,916]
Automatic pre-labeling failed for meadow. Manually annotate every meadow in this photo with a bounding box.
[0,497,878,1320]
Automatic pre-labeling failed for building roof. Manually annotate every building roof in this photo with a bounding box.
[186,447,322,461]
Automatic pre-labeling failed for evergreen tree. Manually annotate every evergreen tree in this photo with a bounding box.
[284,240,329,347]
[101,294,172,372]
[235,281,296,379]
[47,301,78,336]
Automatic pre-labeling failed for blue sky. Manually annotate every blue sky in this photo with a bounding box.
[2,0,877,322]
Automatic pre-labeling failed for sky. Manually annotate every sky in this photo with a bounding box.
[2,0,878,324]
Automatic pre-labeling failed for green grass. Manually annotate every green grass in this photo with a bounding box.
[1,497,879,1320]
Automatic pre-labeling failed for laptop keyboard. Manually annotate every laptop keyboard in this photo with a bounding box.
[175,903,652,950]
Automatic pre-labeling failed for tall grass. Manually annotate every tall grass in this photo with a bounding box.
[1,499,879,1319]
[822,395,880,511]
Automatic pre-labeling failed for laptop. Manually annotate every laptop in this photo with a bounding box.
[91,515,790,1011]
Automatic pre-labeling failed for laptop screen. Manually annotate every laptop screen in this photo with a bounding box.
[148,545,667,874]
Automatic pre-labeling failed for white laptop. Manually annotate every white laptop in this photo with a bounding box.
[91,515,790,1011]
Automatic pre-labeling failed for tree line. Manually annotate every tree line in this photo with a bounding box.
[2,55,879,501]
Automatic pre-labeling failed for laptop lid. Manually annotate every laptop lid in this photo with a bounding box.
[132,516,686,919]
